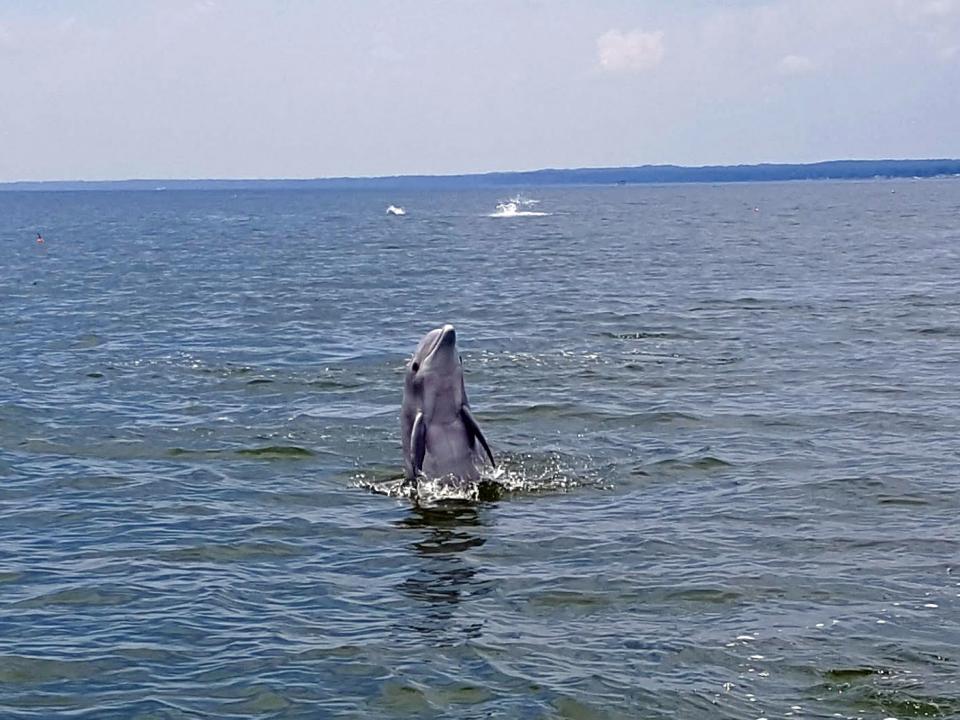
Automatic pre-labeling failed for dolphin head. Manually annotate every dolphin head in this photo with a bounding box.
[404,324,465,423]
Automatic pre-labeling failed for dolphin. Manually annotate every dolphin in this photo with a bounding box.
[401,324,495,484]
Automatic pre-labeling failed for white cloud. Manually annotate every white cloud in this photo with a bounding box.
[597,29,664,73]
[777,53,816,75]
[921,0,955,17]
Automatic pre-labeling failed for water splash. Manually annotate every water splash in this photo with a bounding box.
[488,197,550,218]
[354,452,603,505]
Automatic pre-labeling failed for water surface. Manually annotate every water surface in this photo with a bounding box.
[1,180,959,718]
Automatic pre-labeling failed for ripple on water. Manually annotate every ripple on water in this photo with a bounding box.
[0,655,126,685]
[156,541,310,564]
[14,585,138,609]
[167,444,316,460]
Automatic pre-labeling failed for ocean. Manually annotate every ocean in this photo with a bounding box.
[1,179,958,718]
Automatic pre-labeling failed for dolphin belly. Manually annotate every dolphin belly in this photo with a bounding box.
[422,420,481,481]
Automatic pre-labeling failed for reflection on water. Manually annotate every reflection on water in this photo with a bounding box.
[395,505,489,639]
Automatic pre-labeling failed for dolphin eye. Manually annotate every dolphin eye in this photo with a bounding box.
[411,362,420,373]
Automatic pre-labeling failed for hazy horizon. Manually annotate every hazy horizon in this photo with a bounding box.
[4,157,960,188]
[2,0,959,183]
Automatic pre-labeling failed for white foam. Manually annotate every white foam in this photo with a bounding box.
[354,453,598,505]
[488,200,550,218]
[508,193,540,206]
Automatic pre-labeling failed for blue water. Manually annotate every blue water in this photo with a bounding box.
[1,180,959,718]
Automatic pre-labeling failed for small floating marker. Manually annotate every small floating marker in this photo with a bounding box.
[36,232,44,244]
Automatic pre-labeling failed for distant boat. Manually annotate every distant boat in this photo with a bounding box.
[386,205,406,216]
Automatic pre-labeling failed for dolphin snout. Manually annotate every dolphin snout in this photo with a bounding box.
[439,324,457,347]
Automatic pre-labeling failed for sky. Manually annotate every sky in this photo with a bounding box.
[1,0,958,182]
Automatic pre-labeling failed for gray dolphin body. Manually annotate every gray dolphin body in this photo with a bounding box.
[401,324,495,483]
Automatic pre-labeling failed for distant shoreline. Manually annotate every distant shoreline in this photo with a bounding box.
[2,158,959,192]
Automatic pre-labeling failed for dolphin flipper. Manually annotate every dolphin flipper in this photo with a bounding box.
[461,406,495,467]
[411,411,427,476]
